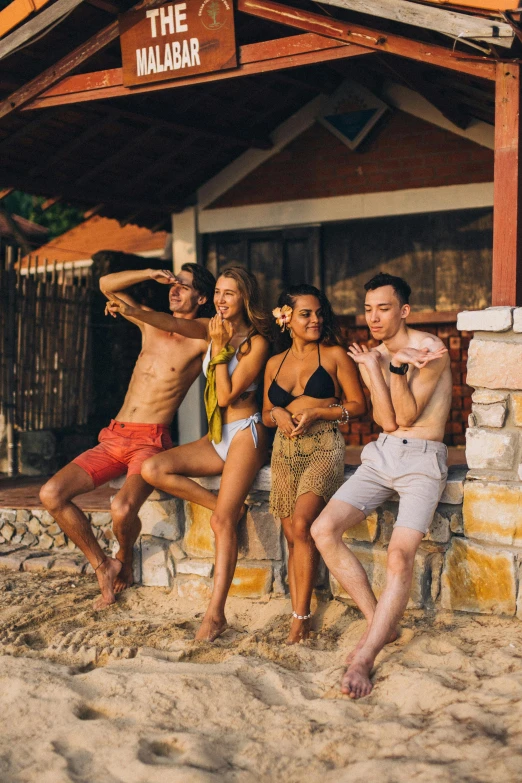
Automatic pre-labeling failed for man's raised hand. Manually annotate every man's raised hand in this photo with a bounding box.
[150,269,176,285]
[392,345,447,370]
[348,342,381,367]
[105,294,134,318]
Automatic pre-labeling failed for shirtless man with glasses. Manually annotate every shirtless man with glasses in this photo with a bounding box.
[40,263,215,609]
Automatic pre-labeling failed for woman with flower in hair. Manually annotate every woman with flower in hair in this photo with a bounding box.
[263,285,366,644]
[107,267,270,641]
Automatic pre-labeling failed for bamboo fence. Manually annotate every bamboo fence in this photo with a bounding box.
[0,247,93,431]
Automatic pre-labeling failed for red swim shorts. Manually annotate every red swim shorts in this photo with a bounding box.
[73,420,173,487]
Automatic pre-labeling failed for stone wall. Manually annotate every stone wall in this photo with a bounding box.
[110,468,466,607]
[438,306,522,617]
[0,467,465,608]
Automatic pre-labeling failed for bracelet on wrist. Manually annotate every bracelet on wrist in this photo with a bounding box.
[270,407,280,425]
[328,403,350,425]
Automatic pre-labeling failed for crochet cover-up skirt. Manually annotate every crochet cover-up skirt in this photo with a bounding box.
[269,420,345,519]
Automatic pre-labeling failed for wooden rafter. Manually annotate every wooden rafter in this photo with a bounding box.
[107,102,273,149]
[0,172,177,210]
[317,0,514,48]
[0,0,84,60]
[24,34,373,109]
[237,0,497,81]
[0,113,52,151]
[75,125,162,186]
[378,56,471,130]
[0,0,158,120]
[41,196,61,211]
[113,136,199,224]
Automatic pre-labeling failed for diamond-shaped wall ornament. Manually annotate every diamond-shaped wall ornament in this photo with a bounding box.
[319,80,388,150]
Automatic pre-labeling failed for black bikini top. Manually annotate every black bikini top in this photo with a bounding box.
[268,343,336,408]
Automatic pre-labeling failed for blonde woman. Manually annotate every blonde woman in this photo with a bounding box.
[263,284,366,644]
[107,267,270,641]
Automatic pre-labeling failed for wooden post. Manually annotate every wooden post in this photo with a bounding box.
[492,63,522,306]
[5,246,18,476]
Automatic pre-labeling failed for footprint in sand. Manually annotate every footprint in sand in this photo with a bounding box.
[138,735,227,773]
[74,704,108,721]
[138,739,182,766]
[48,628,137,663]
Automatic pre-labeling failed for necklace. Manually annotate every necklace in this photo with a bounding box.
[291,346,315,361]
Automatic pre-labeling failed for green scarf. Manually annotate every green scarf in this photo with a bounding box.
[204,344,236,443]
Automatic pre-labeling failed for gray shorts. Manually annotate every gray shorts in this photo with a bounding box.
[332,433,448,535]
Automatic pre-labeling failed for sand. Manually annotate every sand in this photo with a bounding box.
[1,570,522,782]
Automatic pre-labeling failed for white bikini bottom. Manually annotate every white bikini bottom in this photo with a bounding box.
[212,413,261,461]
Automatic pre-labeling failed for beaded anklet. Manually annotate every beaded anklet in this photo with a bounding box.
[292,611,312,620]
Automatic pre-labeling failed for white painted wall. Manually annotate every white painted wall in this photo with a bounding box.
[199,182,493,233]
[172,205,206,444]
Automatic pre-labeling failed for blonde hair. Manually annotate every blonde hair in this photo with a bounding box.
[218,266,271,355]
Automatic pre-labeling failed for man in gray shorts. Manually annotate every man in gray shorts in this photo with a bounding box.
[311,272,451,699]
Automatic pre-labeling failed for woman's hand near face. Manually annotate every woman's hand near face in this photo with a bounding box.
[209,315,234,351]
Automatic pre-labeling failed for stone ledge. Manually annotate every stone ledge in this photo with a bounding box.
[457,307,513,333]
[513,308,522,333]
[110,464,466,505]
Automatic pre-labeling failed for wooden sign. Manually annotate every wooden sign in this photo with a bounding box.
[119,0,237,87]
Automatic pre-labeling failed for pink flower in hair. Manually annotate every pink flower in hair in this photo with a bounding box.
[272,305,293,331]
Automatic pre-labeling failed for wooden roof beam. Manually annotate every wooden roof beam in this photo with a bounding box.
[41,196,61,211]
[83,204,104,218]
[317,0,514,49]
[378,56,471,130]
[0,0,83,60]
[106,103,273,149]
[0,172,178,210]
[24,33,373,109]
[237,0,497,81]
[0,0,157,120]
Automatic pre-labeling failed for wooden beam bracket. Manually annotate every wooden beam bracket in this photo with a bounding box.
[24,33,372,109]
[237,0,497,80]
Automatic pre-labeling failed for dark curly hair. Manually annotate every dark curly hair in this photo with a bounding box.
[275,284,343,351]
[181,262,216,317]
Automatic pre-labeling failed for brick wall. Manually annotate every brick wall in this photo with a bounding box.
[209,111,493,209]
[338,321,473,447]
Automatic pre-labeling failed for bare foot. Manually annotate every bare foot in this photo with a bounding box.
[341,656,374,699]
[114,559,134,594]
[195,614,228,642]
[92,558,122,610]
[286,616,311,645]
[345,626,399,665]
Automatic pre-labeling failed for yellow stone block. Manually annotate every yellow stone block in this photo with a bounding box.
[343,511,379,543]
[229,562,273,598]
[463,481,522,546]
[176,575,212,602]
[441,538,516,615]
[512,392,522,427]
[184,503,214,558]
